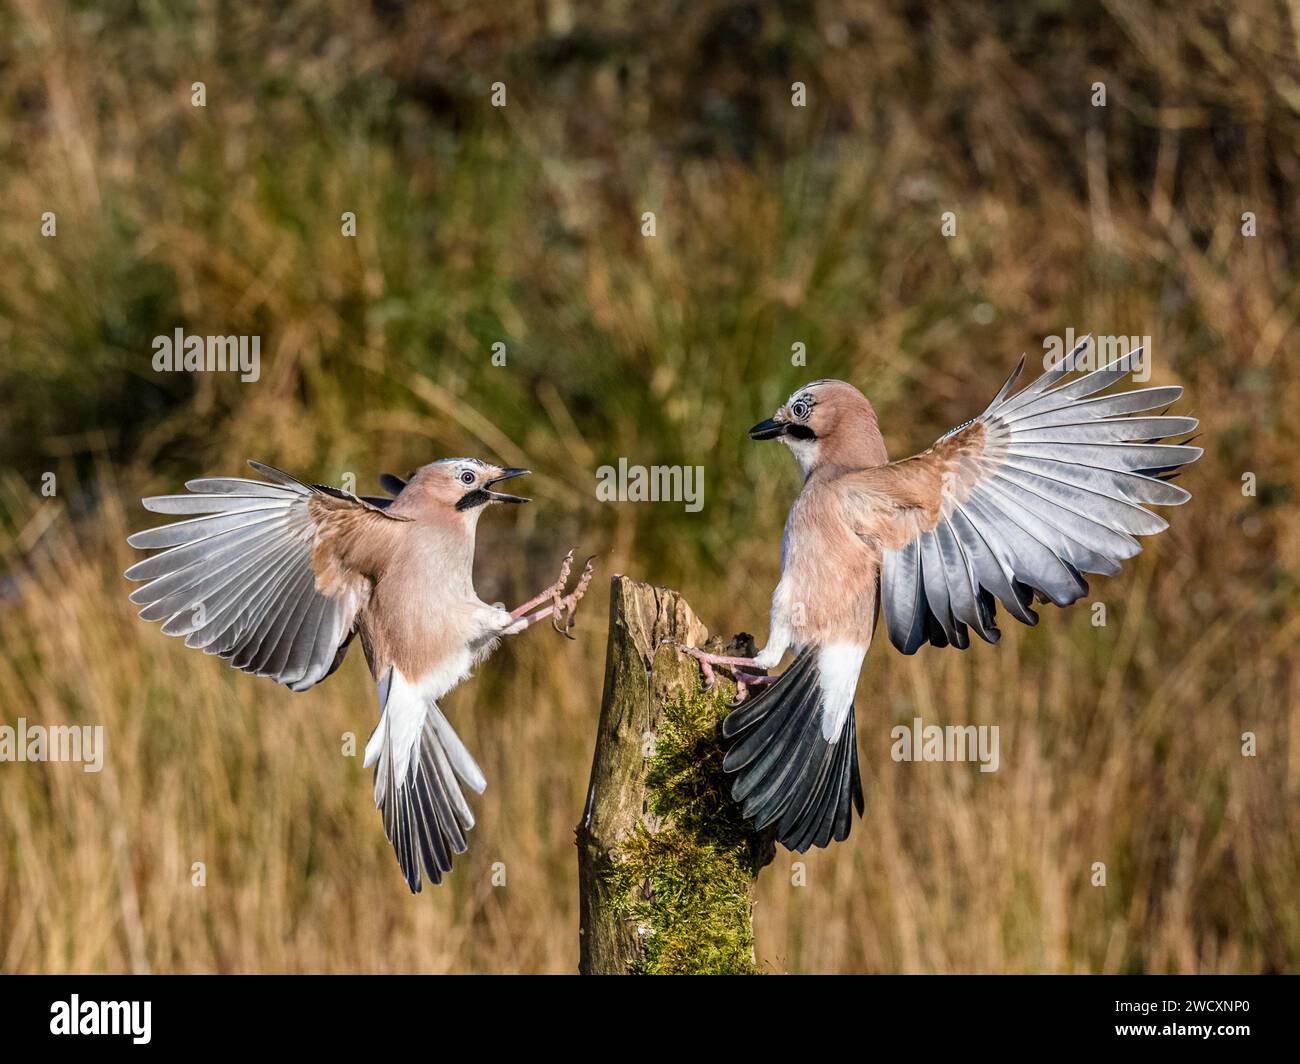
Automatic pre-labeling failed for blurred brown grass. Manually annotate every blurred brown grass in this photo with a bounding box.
[0,0,1298,972]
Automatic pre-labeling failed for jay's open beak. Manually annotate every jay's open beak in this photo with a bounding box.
[456,468,531,511]
[485,467,531,504]
[748,416,787,441]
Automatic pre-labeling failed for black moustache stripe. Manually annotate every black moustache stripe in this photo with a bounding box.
[455,489,490,511]
[786,424,817,440]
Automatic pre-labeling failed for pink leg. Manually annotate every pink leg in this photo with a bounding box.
[673,643,763,671]
[510,550,574,619]
[667,643,774,704]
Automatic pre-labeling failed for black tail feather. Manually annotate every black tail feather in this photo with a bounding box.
[721,648,863,853]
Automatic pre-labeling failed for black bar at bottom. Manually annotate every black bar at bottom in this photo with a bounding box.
[0,973,1288,1051]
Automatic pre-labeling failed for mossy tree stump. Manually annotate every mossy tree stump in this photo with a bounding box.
[576,575,773,974]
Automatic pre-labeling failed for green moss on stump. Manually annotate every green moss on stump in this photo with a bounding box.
[607,676,770,975]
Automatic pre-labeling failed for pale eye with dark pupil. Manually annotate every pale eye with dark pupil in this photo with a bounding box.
[460,471,475,484]
[791,401,810,420]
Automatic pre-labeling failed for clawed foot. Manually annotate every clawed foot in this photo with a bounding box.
[729,669,778,706]
[663,642,775,706]
[510,549,596,637]
[550,551,595,638]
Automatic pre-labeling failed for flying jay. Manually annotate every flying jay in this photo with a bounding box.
[126,458,593,892]
[678,338,1201,854]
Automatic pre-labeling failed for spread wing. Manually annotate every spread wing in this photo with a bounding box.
[125,460,408,691]
[849,339,1201,653]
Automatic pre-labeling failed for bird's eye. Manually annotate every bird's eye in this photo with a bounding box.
[791,400,811,420]
[459,470,475,485]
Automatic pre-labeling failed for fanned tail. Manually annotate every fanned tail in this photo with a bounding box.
[366,668,486,892]
[721,649,864,852]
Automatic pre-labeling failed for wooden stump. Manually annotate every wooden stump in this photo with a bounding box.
[576,575,772,974]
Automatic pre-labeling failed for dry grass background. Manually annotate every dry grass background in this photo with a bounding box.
[1,0,1298,973]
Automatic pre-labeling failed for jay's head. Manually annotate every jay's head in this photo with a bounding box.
[749,380,886,474]
[401,458,531,517]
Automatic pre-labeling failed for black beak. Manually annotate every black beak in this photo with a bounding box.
[485,467,531,504]
[748,417,787,441]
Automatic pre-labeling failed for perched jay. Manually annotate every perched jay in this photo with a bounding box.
[126,458,593,892]
[680,338,1201,854]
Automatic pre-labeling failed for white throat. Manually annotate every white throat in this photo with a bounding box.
[782,436,820,477]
